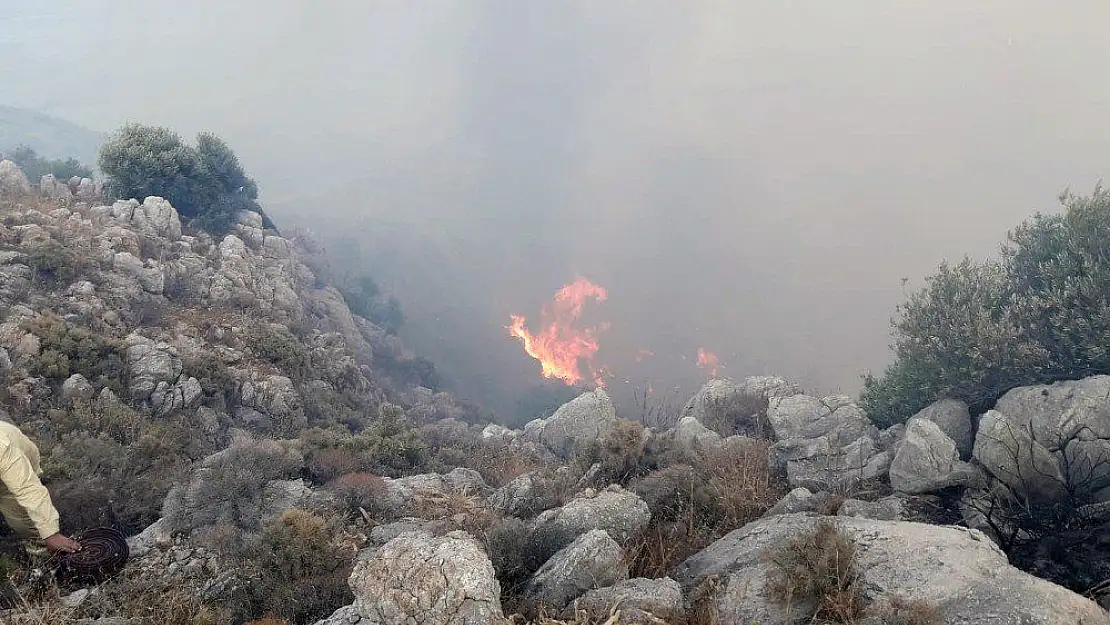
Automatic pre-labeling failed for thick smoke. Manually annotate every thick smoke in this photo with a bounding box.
[5,2,1110,419]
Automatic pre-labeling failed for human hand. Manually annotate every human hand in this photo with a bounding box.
[44,533,82,554]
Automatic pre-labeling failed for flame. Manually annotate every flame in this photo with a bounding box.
[697,347,720,377]
[509,277,609,387]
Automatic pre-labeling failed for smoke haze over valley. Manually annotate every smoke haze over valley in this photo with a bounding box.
[5,1,1110,419]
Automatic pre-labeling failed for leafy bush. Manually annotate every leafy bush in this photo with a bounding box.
[4,145,93,182]
[339,274,406,335]
[479,517,578,613]
[247,324,310,378]
[98,124,264,235]
[297,405,434,479]
[861,185,1110,426]
[42,409,203,535]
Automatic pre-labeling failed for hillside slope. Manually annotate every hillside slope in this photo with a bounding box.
[0,161,1106,625]
[0,105,103,167]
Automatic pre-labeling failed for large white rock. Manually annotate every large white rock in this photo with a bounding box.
[533,484,651,546]
[674,513,1108,625]
[890,417,975,494]
[524,388,618,458]
[348,530,503,625]
[0,160,31,195]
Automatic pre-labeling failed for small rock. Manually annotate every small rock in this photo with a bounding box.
[61,373,96,402]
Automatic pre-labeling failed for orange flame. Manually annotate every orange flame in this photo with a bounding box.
[697,347,720,377]
[509,277,609,387]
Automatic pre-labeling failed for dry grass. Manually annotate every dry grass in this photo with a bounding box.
[766,518,865,623]
[701,391,771,438]
[627,437,788,579]
[2,572,226,625]
[865,596,943,625]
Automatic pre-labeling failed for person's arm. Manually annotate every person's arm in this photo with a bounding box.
[0,439,79,552]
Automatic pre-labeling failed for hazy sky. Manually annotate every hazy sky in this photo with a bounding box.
[4,2,1110,418]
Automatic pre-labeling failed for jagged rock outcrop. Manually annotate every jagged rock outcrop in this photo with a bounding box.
[671,416,724,457]
[521,529,628,613]
[382,468,492,514]
[61,373,95,403]
[533,484,650,547]
[674,513,1108,625]
[126,337,183,402]
[977,376,1110,504]
[837,495,908,521]
[0,160,31,195]
[974,409,1069,504]
[39,174,73,201]
[346,530,504,625]
[767,393,890,492]
[678,377,775,438]
[524,388,618,458]
[890,417,975,494]
[487,471,542,517]
[910,398,974,460]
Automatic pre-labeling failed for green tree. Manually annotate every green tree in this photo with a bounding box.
[98,124,266,235]
[4,144,93,181]
[861,185,1110,427]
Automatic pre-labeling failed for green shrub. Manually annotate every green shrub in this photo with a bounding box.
[26,239,82,283]
[237,509,354,624]
[861,184,1110,426]
[298,405,434,479]
[183,353,237,399]
[98,124,266,235]
[42,409,204,534]
[339,274,406,334]
[248,324,310,379]
[25,314,125,392]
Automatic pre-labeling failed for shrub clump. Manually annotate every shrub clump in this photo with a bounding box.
[24,314,125,392]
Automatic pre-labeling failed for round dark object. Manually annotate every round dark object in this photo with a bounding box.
[56,527,129,584]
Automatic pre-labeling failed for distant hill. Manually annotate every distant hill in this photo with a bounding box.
[0,105,103,168]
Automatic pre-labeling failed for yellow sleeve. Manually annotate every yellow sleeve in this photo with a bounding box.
[0,439,60,539]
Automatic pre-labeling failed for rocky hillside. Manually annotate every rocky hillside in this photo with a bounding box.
[0,159,1108,625]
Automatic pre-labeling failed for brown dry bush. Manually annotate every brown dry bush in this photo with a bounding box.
[479,517,581,615]
[766,518,866,623]
[701,390,771,438]
[57,567,228,625]
[627,437,787,577]
[326,471,390,518]
[418,419,540,488]
[577,419,651,487]
[237,509,355,624]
